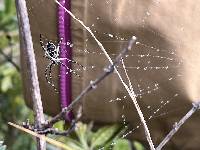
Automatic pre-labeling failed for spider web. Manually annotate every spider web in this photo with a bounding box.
[72,0,188,138]
[27,0,200,148]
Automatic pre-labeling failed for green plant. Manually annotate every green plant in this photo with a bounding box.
[0,0,17,31]
[53,122,145,150]
[0,0,36,149]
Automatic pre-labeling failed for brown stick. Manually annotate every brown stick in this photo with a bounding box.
[15,0,46,149]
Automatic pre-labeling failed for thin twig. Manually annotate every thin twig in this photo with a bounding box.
[0,49,20,71]
[15,0,46,149]
[8,122,73,150]
[37,124,75,136]
[121,58,155,150]
[156,102,200,150]
[23,107,81,136]
[44,37,136,128]
[38,106,82,136]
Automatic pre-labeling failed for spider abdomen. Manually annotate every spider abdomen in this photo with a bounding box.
[46,42,59,58]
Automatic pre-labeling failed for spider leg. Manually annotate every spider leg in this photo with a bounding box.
[56,37,63,57]
[57,38,85,69]
[49,62,59,93]
[65,57,85,69]
[45,62,51,83]
[40,34,47,52]
[60,47,85,70]
[59,61,81,78]
[57,36,63,46]
[55,46,60,59]
[45,61,59,93]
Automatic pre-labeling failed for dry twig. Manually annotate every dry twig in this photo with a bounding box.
[38,106,82,136]
[8,122,73,150]
[156,102,200,150]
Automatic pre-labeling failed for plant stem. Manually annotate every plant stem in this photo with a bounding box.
[15,0,46,149]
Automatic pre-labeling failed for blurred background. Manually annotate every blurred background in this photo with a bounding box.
[0,0,36,149]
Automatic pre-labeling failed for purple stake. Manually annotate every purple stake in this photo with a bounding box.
[58,0,73,121]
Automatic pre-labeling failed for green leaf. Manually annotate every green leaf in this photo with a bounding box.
[90,124,120,149]
[5,0,12,14]
[75,122,90,149]
[113,139,131,150]
[133,141,145,150]
[64,138,84,150]
[0,64,15,76]
[53,121,65,130]
[0,14,17,31]
[103,126,127,150]
[1,76,12,92]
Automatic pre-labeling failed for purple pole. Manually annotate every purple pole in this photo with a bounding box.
[58,0,73,121]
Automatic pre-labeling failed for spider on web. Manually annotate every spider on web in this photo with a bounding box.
[39,34,83,92]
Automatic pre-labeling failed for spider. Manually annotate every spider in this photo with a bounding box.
[39,34,83,92]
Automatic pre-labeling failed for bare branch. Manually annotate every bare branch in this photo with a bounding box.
[37,106,82,136]
[43,37,136,128]
[156,102,200,150]
[0,49,20,72]
[37,120,77,136]
[15,0,46,149]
